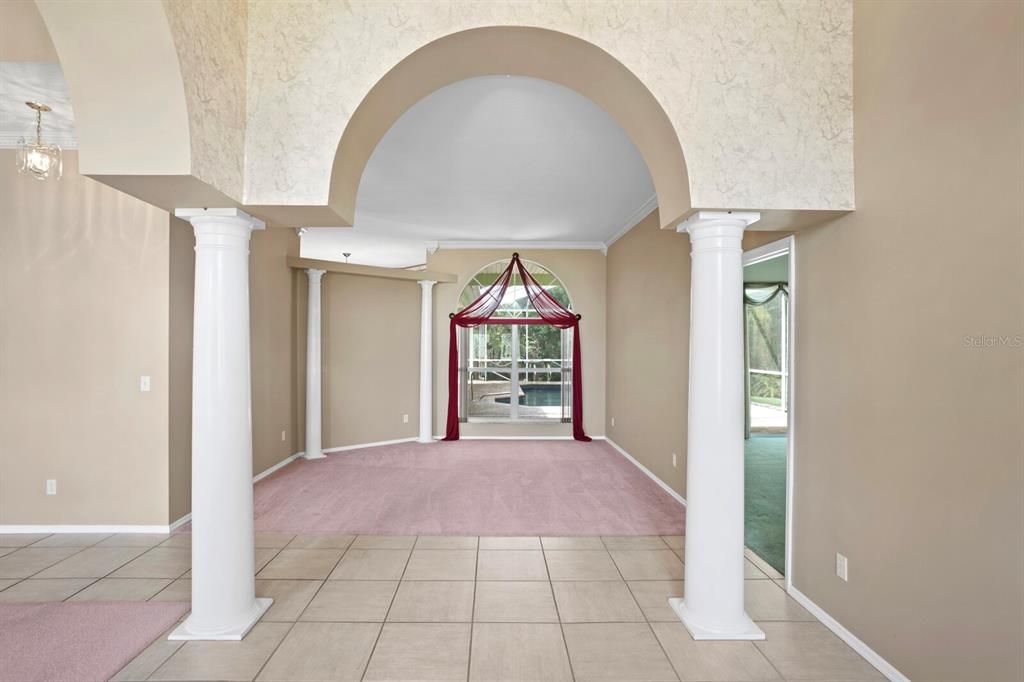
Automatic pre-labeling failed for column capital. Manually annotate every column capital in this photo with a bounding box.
[418,279,437,289]
[676,211,759,236]
[174,207,266,231]
[305,268,326,280]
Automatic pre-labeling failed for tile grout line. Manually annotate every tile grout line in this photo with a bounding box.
[251,535,365,678]
[465,536,480,682]
[540,544,577,682]
[603,538,682,682]
[19,538,153,596]
[357,536,416,681]
[218,534,305,682]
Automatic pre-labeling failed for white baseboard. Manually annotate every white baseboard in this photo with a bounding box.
[433,435,578,440]
[253,451,305,483]
[323,437,417,453]
[0,524,176,534]
[604,437,687,507]
[168,513,192,532]
[787,585,909,682]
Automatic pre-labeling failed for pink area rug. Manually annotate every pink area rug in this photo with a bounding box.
[253,439,685,535]
[0,601,189,682]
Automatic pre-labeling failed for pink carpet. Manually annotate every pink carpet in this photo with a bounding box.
[0,601,189,682]
[253,440,685,535]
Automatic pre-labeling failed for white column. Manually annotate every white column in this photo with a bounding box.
[170,208,271,641]
[417,280,436,443]
[304,269,326,459]
[670,210,764,640]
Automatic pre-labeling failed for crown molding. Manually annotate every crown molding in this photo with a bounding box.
[603,193,658,251]
[435,240,607,251]
[0,134,78,150]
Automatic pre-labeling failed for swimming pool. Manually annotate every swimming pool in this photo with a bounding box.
[495,384,562,406]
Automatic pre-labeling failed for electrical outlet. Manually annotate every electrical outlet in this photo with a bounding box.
[611,417,615,427]
[836,552,848,581]
[140,375,151,392]
[403,414,409,423]
[281,430,287,442]
[46,479,57,496]
[672,453,677,468]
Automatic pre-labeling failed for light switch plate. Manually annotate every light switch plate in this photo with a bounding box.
[140,375,151,392]
[836,552,848,581]
[46,479,57,495]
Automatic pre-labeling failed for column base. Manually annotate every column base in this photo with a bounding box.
[169,597,273,641]
[669,598,765,640]
[303,451,326,460]
[416,437,434,444]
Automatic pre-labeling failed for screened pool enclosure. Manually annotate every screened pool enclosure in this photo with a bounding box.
[445,256,588,440]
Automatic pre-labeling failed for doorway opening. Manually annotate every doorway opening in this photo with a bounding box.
[742,237,795,579]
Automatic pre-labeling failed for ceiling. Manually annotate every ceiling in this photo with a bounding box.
[744,253,789,283]
[301,76,655,267]
[0,62,76,149]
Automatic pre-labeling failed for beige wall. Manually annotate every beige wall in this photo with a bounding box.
[0,0,57,60]
[426,249,606,439]
[790,2,1023,680]
[605,213,793,498]
[166,225,303,519]
[249,228,303,475]
[318,275,420,449]
[605,212,689,495]
[168,218,194,522]
[0,151,172,525]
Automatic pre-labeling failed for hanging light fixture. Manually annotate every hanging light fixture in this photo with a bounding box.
[17,101,62,181]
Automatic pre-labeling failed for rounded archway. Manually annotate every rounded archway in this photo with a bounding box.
[329,26,691,231]
[459,259,574,315]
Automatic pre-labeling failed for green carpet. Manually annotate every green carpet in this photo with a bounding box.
[744,434,787,575]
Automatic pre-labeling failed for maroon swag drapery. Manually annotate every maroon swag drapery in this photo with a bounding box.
[443,254,590,442]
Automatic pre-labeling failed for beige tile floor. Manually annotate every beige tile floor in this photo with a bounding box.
[0,533,884,681]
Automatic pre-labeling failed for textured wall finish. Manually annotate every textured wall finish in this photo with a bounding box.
[162,0,248,200]
[244,0,852,212]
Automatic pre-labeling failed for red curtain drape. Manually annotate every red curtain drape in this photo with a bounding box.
[443,254,590,442]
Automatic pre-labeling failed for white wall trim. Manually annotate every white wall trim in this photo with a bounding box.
[168,513,192,532]
[253,451,305,483]
[604,193,658,250]
[431,435,578,441]
[323,437,418,453]
[604,437,687,507]
[0,524,177,534]
[787,585,910,681]
[435,240,607,251]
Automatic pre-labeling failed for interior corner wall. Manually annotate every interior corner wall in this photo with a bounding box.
[167,226,303,520]
[605,211,688,495]
[318,274,419,449]
[168,217,194,523]
[0,150,171,525]
[427,249,606,440]
[250,228,303,475]
[790,2,1024,680]
[605,211,788,499]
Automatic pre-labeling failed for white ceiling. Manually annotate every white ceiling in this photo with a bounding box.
[302,76,655,267]
[744,253,790,283]
[0,62,76,149]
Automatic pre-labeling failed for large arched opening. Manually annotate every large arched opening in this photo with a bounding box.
[328,26,691,231]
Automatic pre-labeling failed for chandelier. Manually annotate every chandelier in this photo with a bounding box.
[17,101,62,181]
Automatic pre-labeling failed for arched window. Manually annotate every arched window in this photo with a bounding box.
[458,260,573,422]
